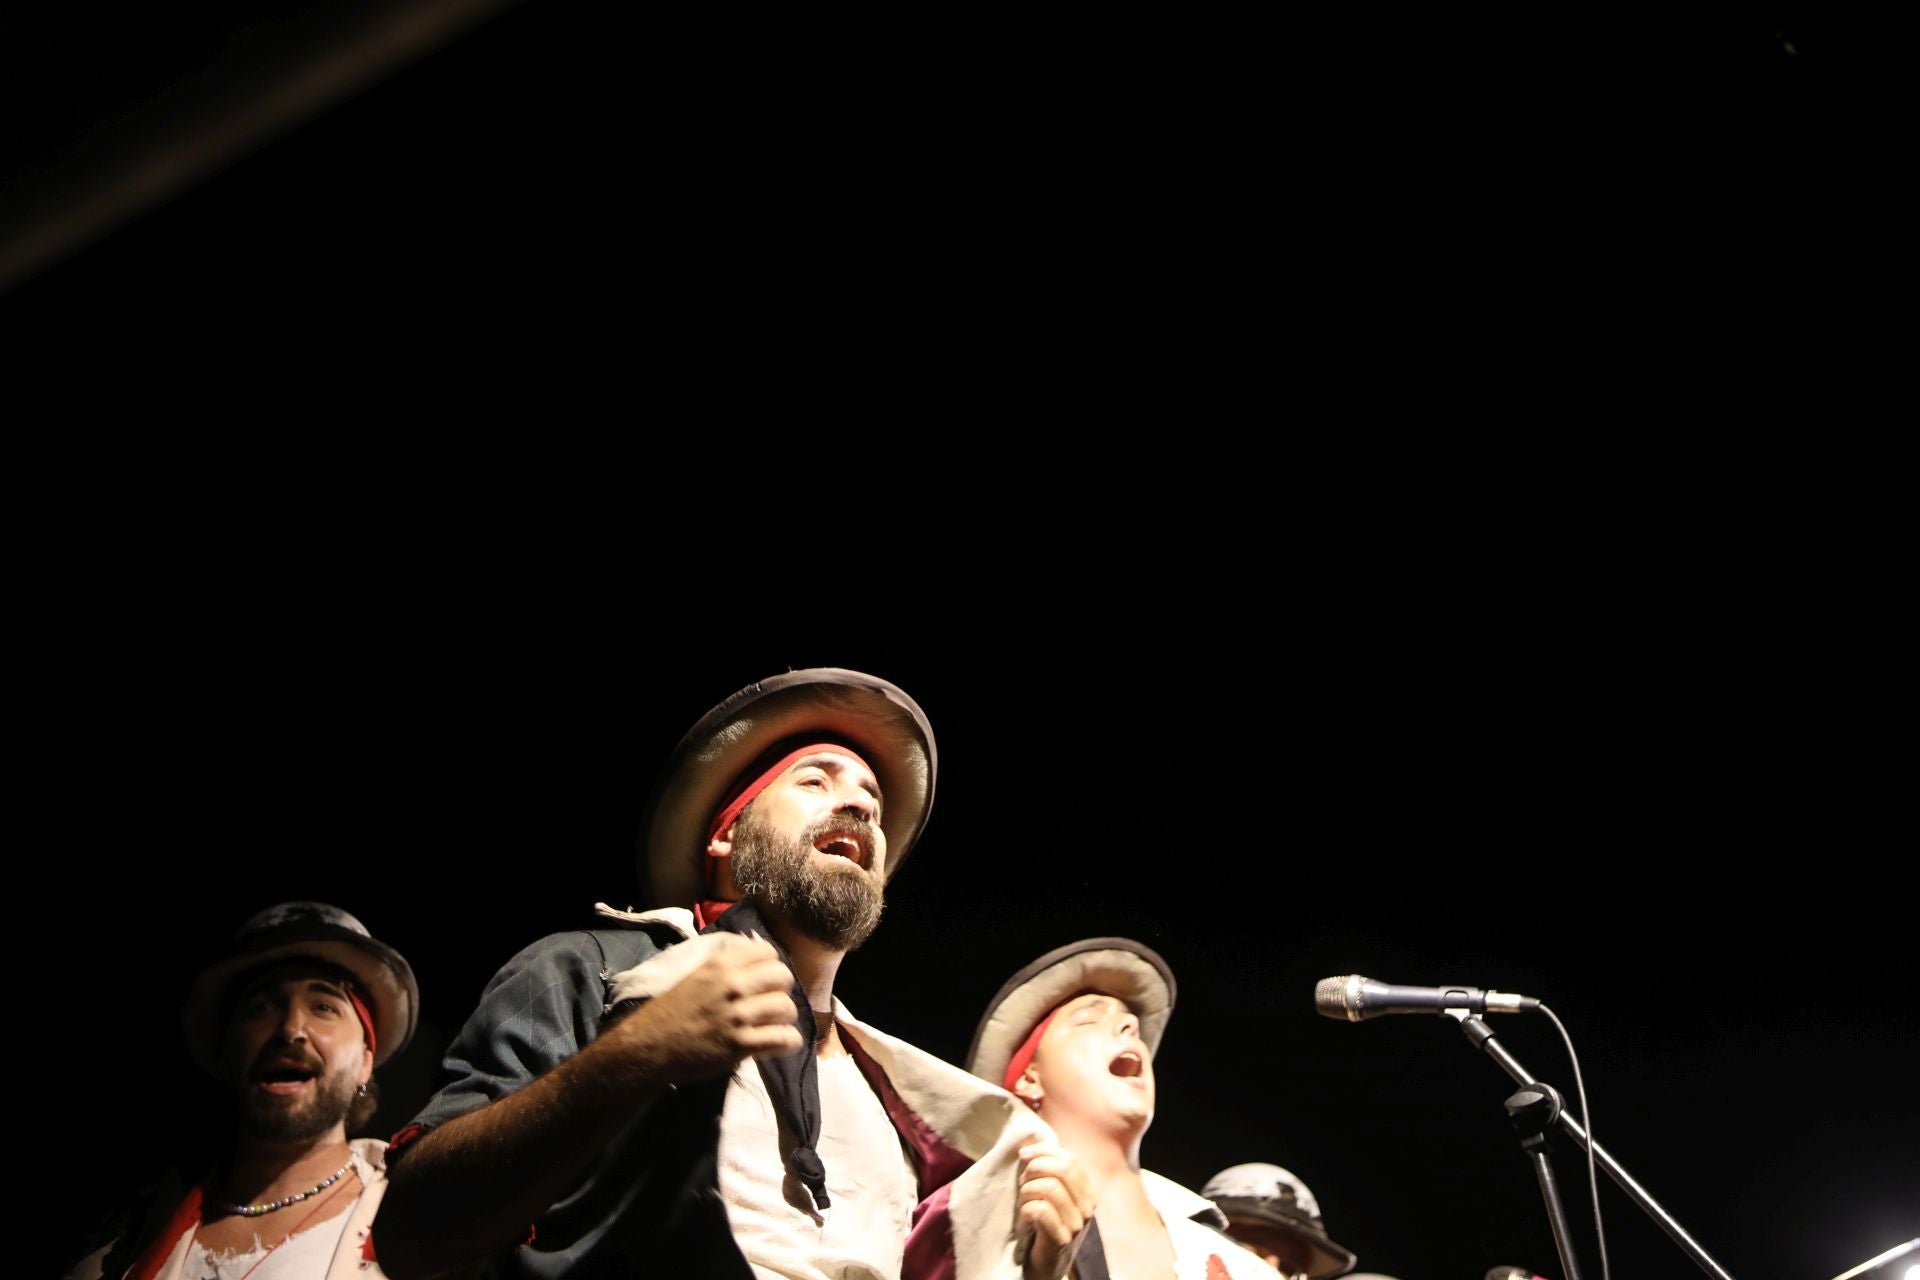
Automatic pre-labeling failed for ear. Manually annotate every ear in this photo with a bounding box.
[1015,1062,1044,1109]
[706,827,744,901]
[356,1044,373,1088]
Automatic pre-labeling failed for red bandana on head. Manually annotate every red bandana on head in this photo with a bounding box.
[1003,1006,1063,1097]
[346,987,377,1058]
[1002,986,1110,1098]
[694,742,876,929]
[1003,989,1111,1102]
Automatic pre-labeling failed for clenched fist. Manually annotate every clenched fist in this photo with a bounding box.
[1017,1141,1096,1280]
[608,935,804,1084]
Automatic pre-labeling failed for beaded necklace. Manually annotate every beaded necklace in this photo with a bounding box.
[213,1159,354,1217]
[190,1166,358,1280]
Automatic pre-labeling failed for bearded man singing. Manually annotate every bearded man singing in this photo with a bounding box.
[378,669,1091,1280]
[65,902,420,1280]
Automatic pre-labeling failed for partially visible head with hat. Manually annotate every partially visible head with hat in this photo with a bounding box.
[641,668,936,948]
[183,901,418,1140]
[1200,1163,1358,1280]
[966,938,1176,1150]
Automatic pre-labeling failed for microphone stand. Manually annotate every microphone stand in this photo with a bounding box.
[1504,1077,1584,1280]
[1445,1010,1737,1280]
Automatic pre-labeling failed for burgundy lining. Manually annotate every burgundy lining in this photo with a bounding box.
[841,1030,975,1197]
[902,1182,959,1280]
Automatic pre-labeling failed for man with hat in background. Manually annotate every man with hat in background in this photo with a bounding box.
[379,668,1091,1280]
[968,938,1278,1280]
[64,901,419,1280]
[1199,1165,1357,1280]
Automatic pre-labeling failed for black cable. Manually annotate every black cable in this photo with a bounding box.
[1539,1003,1610,1280]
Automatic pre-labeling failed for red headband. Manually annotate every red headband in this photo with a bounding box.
[347,987,377,1058]
[1002,1005,1065,1095]
[1002,988,1109,1097]
[706,742,876,846]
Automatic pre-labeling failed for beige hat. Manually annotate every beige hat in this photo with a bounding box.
[965,937,1176,1090]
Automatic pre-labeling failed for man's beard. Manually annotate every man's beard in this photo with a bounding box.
[233,1049,359,1144]
[731,806,885,951]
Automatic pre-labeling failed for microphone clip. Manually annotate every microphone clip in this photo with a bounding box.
[1505,1080,1568,1153]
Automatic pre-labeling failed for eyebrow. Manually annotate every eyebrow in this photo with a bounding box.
[792,754,883,803]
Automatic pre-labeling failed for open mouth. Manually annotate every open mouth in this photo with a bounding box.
[254,1057,320,1096]
[812,832,870,868]
[1109,1050,1144,1079]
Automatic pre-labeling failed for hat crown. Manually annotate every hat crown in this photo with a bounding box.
[1203,1162,1324,1224]
[235,901,371,945]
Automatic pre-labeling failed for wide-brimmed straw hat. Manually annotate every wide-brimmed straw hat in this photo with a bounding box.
[182,901,418,1073]
[641,668,936,910]
[965,937,1176,1088]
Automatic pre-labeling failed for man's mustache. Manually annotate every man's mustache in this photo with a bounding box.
[806,814,876,844]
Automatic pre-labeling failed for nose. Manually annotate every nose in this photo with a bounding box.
[275,1004,312,1044]
[836,785,878,824]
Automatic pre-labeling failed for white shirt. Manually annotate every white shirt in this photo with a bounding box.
[718,1036,921,1280]
[179,1146,378,1280]
[1144,1170,1280,1280]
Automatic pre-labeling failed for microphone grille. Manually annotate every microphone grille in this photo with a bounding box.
[1315,975,1358,1020]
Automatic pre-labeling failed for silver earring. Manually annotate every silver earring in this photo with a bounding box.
[356,1084,368,1097]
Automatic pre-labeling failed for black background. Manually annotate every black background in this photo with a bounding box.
[8,3,1905,330]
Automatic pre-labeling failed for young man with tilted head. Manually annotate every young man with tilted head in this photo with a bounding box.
[378,669,1090,1280]
[968,940,1281,1280]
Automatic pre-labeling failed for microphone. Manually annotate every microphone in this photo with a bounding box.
[1315,975,1540,1021]
[1485,1268,1551,1280]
